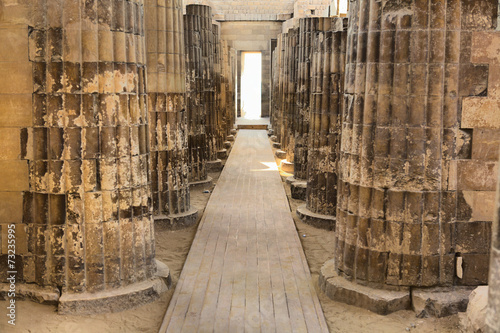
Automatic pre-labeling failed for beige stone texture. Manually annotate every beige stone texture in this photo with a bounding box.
[0,128,21,160]
[457,160,498,191]
[0,192,23,223]
[0,94,32,127]
[0,160,29,191]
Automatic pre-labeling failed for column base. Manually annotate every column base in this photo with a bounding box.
[217,149,228,159]
[230,129,237,135]
[207,159,222,172]
[412,286,475,318]
[223,141,232,149]
[189,176,213,188]
[275,149,287,159]
[287,176,307,200]
[279,160,293,173]
[270,135,278,142]
[296,205,336,230]
[319,259,411,315]
[0,283,59,305]
[154,207,199,230]
[272,142,281,149]
[58,277,168,315]
[226,135,235,142]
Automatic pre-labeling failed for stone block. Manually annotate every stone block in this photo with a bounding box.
[0,128,21,160]
[459,286,488,333]
[0,62,32,94]
[412,286,475,318]
[319,259,411,315]
[462,97,500,129]
[471,32,500,66]
[471,129,500,161]
[461,191,496,222]
[0,192,23,224]
[0,160,29,191]
[0,94,32,127]
[0,27,28,62]
[457,160,498,191]
[0,283,59,304]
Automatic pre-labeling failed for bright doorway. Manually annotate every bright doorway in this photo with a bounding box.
[240,52,262,120]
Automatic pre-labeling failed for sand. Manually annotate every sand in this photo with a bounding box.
[0,142,461,332]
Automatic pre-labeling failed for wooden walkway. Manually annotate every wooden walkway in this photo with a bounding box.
[159,130,329,333]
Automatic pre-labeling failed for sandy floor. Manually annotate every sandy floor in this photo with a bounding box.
[0,137,461,332]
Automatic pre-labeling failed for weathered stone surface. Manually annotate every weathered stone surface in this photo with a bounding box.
[206,159,223,172]
[297,204,336,230]
[0,283,59,305]
[58,278,168,315]
[155,260,173,289]
[290,180,307,200]
[189,176,213,188]
[335,0,496,291]
[223,141,232,149]
[412,287,475,318]
[319,259,410,315]
[0,0,160,313]
[305,18,346,219]
[272,142,282,149]
[147,0,195,227]
[275,149,287,159]
[217,149,228,159]
[154,207,199,232]
[460,286,489,333]
[280,160,294,173]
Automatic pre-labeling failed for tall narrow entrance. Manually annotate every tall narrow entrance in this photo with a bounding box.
[240,52,262,119]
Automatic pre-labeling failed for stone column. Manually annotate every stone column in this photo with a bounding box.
[271,33,286,148]
[287,18,318,200]
[275,29,299,174]
[282,28,299,174]
[184,5,210,185]
[220,40,237,153]
[145,0,198,228]
[320,0,499,316]
[0,0,166,314]
[212,24,228,161]
[297,17,347,229]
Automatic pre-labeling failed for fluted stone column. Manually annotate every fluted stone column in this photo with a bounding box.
[145,0,198,229]
[288,18,318,200]
[271,33,286,148]
[297,17,347,230]
[220,40,236,153]
[282,28,299,174]
[184,5,210,185]
[0,0,166,314]
[320,0,499,316]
